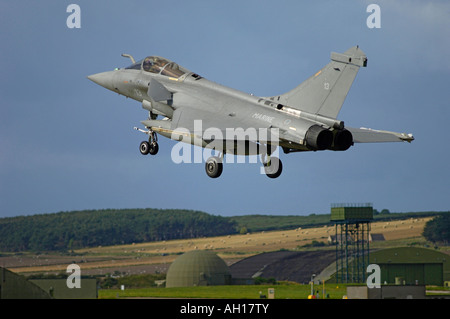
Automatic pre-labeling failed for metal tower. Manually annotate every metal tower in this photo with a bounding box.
[331,203,373,284]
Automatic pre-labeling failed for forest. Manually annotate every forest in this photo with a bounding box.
[422,213,450,244]
[0,209,237,252]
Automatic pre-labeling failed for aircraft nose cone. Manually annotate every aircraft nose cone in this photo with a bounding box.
[87,71,115,90]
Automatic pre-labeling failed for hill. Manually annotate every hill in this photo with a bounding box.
[229,211,445,232]
[4,215,435,276]
[0,209,445,252]
[0,209,236,252]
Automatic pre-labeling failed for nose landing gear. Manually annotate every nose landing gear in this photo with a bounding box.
[139,140,159,155]
[135,127,159,156]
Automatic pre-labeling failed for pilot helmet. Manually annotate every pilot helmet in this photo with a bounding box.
[143,57,153,71]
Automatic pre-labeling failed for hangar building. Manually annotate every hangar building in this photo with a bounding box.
[369,247,449,286]
[166,250,232,288]
[0,267,51,299]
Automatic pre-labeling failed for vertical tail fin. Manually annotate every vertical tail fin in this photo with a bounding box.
[274,46,367,119]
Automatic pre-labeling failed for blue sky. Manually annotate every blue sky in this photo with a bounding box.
[0,1,449,218]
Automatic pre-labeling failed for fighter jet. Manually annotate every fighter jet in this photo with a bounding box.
[88,46,413,178]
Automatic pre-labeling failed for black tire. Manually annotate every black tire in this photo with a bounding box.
[149,142,159,155]
[264,157,283,179]
[139,141,150,155]
[205,156,223,178]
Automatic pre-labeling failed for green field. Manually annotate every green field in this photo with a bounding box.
[98,283,348,299]
[98,283,450,299]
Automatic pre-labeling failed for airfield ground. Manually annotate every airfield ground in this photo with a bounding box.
[1,216,439,277]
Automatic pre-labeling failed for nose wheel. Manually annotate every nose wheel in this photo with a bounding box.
[139,140,159,155]
[135,127,159,156]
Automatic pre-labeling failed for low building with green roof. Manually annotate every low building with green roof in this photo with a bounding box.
[370,247,449,286]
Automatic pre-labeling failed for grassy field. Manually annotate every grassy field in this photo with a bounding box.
[98,283,348,299]
[228,211,441,232]
[99,284,450,299]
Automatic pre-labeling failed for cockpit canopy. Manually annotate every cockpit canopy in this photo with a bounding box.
[125,56,188,78]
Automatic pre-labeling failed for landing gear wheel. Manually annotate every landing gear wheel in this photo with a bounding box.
[205,156,223,178]
[264,156,283,179]
[149,142,159,155]
[139,141,150,155]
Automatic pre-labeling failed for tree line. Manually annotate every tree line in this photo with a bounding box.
[0,209,237,252]
[422,213,450,244]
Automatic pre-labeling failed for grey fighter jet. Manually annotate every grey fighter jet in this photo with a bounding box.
[88,46,414,178]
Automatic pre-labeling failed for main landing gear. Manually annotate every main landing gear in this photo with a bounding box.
[203,149,283,179]
[205,155,223,179]
[261,153,283,179]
